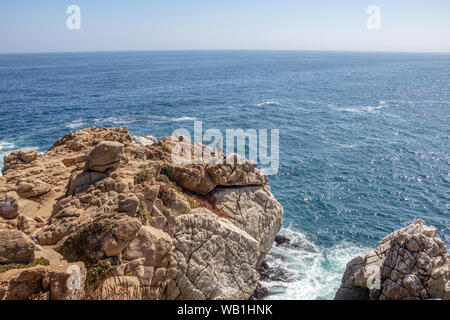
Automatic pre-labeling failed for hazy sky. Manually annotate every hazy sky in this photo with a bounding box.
[1,0,449,53]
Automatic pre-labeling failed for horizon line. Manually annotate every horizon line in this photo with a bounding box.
[1,48,450,55]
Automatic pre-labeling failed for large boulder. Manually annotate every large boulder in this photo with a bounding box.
[0,195,19,219]
[154,137,268,195]
[0,229,35,264]
[1,150,38,174]
[17,150,38,163]
[16,178,50,199]
[335,220,450,300]
[119,225,178,300]
[117,194,140,217]
[57,215,141,263]
[211,185,283,267]
[206,154,268,187]
[86,141,124,172]
[170,164,217,195]
[123,225,173,266]
[172,208,260,300]
[67,171,107,196]
[94,276,141,300]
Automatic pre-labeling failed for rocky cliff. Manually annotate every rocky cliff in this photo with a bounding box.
[0,126,283,300]
[335,219,449,300]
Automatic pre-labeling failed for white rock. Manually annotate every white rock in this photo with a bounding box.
[131,135,157,147]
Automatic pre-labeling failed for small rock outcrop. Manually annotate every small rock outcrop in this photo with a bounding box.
[172,208,260,299]
[0,195,19,219]
[335,220,449,300]
[86,141,124,172]
[0,229,35,264]
[0,259,85,300]
[211,186,283,267]
[0,126,283,300]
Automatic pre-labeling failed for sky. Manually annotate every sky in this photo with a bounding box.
[0,0,449,53]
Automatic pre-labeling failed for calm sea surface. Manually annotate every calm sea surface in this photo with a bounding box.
[0,51,448,299]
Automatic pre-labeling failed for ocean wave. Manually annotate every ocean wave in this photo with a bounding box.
[329,101,389,114]
[66,117,137,129]
[66,118,86,129]
[262,226,369,300]
[0,141,16,175]
[94,117,136,125]
[0,141,17,152]
[335,143,358,149]
[256,101,280,107]
[148,115,198,122]
[171,116,198,122]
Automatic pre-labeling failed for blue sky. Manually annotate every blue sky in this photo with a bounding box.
[0,0,449,53]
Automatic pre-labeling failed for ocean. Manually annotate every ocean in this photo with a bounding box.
[0,51,449,299]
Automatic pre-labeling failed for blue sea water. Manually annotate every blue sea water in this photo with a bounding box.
[0,51,449,299]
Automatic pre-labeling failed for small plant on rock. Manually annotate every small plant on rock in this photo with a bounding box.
[134,165,150,185]
[0,257,50,274]
[137,194,151,224]
[159,163,173,178]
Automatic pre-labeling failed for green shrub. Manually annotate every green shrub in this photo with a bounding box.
[137,194,151,224]
[134,166,150,185]
[0,257,50,273]
[58,215,115,263]
[86,260,116,291]
[183,194,200,209]
[159,163,173,178]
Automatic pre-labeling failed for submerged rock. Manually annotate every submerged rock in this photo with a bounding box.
[251,283,269,300]
[335,219,449,300]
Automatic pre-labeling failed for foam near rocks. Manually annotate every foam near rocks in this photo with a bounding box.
[258,226,369,300]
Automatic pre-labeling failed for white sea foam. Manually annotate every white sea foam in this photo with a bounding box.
[66,117,136,129]
[148,115,198,122]
[0,141,16,152]
[262,226,369,300]
[66,118,85,129]
[335,143,358,149]
[171,116,198,122]
[94,117,136,125]
[329,101,389,114]
[256,101,279,107]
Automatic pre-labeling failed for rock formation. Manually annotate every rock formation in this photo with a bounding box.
[0,126,283,300]
[335,219,449,300]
